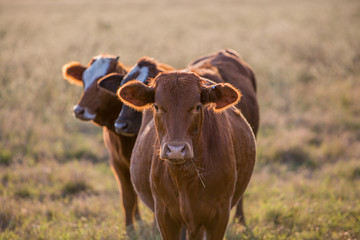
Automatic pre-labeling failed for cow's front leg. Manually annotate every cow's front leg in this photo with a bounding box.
[110,156,140,231]
[205,206,231,240]
[186,224,205,240]
[155,204,182,240]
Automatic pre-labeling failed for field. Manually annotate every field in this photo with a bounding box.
[1,0,360,239]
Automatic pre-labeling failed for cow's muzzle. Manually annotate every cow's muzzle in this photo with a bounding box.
[73,105,96,121]
[161,141,194,164]
[114,121,136,137]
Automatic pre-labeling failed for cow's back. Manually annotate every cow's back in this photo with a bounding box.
[189,49,259,136]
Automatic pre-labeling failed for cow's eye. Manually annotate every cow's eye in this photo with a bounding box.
[154,105,159,111]
[195,104,202,112]
[190,104,202,113]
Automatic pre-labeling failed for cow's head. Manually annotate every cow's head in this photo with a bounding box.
[62,55,126,129]
[118,71,240,164]
[107,57,173,136]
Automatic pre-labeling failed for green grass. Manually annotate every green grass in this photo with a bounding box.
[1,0,359,239]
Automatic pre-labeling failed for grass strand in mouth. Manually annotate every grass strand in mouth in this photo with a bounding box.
[191,159,206,189]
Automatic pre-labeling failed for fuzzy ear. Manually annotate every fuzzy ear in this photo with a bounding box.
[98,73,124,94]
[201,83,241,111]
[62,61,86,86]
[117,80,154,111]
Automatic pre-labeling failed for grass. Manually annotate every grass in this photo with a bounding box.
[1,0,359,239]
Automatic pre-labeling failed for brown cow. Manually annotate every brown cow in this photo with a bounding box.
[118,71,256,239]
[115,49,259,225]
[62,55,141,230]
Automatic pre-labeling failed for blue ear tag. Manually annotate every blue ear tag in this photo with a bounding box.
[211,85,216,90]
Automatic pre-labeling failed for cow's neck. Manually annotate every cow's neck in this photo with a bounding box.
[105,128,136,163]
[93,102,122,133]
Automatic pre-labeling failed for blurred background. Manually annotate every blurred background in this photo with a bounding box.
[0,0,359,239]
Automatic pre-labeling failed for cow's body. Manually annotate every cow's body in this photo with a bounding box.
[188,49,259,223]
[115,49,259,225]
[188,49,259,137]
[119,70,256,239]
[62,55,141,230]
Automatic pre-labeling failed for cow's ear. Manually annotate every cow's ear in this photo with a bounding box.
[98,73,124,94]
[62,61,86,86]
[201,83,241,112]
[117,80,154,111]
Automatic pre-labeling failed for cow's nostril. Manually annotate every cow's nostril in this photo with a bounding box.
[73,105,85,116]
[114,121,138,136]
[115,122,128,130]
[165,145,171,156]
[180,145,186,154]
[115,122,130,135]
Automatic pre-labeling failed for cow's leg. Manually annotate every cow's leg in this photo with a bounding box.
[180,225,187,240]
[155,205,182,240]
[205,207,231,240]
[134,199,141,221]
[234,197,245,225]
[110,157,141,230]
[186,225,205,240]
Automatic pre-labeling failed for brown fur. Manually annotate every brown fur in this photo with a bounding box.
[188,49,259,136]
[188,49,259,224]
[62,55,141,231]
[118,71,256,240]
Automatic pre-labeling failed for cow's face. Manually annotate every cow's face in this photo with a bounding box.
[114,58,164,136]
[62,55,125,126]
[118,71,240,165]
[153,73,203,164]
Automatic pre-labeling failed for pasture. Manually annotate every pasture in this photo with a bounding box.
[0,0,359,239]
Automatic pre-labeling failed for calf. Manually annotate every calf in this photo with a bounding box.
[118,72,256,240]
[62,55,141,230]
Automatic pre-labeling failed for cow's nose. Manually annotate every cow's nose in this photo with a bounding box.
[115,122,128,133]
[161,142,193,163]
[114,121,137,136]
[73,105,84,118]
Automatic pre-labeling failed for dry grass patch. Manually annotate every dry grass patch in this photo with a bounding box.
[1,0,359,239]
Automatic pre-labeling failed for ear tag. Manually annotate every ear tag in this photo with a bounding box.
[211,85,216,90]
